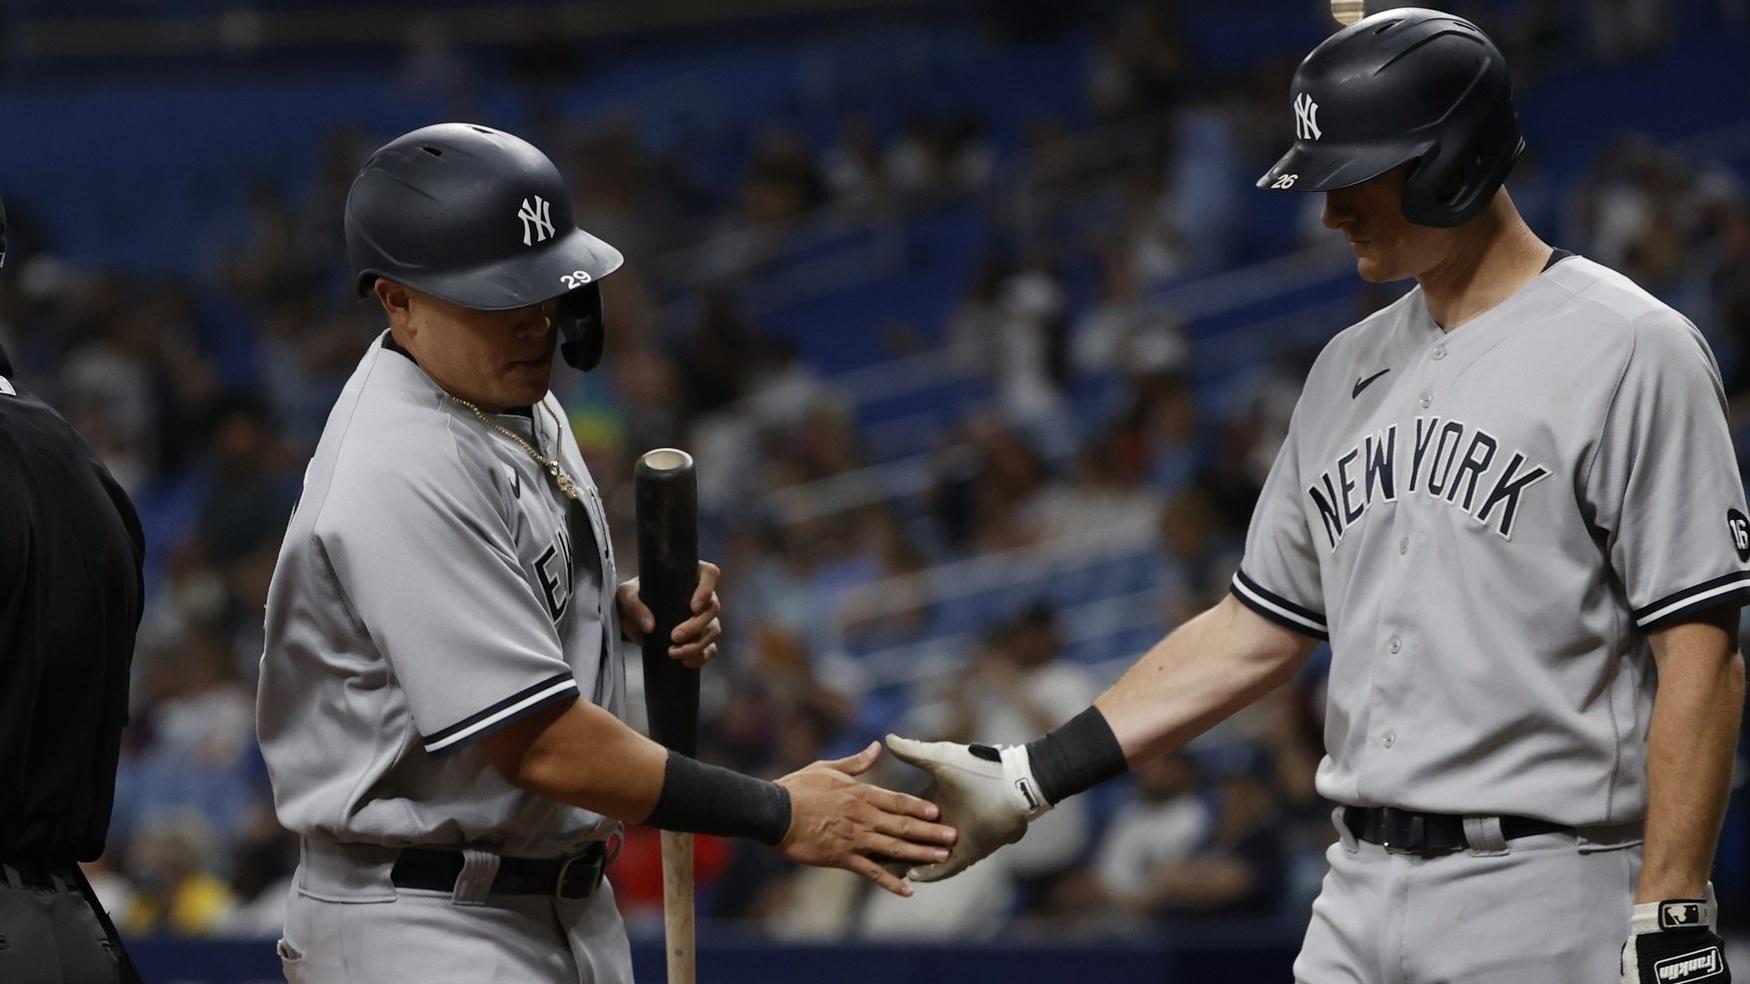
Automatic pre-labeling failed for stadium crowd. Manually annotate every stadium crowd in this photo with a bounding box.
[0,0,1742,942]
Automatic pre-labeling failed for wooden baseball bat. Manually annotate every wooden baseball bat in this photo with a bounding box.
[634,448,701,984]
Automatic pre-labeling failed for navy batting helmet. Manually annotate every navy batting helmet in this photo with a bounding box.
[1257,8,1524,228]
[345,123,623,371]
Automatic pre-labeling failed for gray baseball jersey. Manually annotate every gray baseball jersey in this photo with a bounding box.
[1232,254,1750,828]
[258,333,624,856]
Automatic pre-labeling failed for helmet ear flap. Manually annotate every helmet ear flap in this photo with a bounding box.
[556,284,605,372]
[1401,105,1524,228]
[1402,142,1476,228]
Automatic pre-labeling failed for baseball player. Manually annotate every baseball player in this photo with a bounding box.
[257,123,956,983]
[888,11,1745,983]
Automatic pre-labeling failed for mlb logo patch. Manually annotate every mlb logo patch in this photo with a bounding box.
[1659,901,1704,930]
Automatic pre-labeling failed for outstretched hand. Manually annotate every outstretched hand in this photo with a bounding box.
[884,734,1045,882]
[775,741,958,897]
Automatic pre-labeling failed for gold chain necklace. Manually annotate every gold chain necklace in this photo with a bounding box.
[445,395,581,502]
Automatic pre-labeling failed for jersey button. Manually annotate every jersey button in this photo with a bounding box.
[1389,637,1401,654]
[1398,537,1409,555]
[1418,392,1432,409]
[1382,731,1396,748]
[1432,346,1446,361]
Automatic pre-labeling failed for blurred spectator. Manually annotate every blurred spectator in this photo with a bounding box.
[949,117,998,193]
[942,416,1053,552]
[992,266,1073,452]
[945,257,1013,369]
[1109,370,1201,495]
[1071,253,1188,379]
[1052,748,1285,925]
[1086,4,1189,122]
[195,394,298,568]
[225,188,328,315]
[1170,97,1247,271]
[678,289,761,416]
[834,508,934,652]
[1118,163,1190,284]
[255,299,366,448]
[1022,438,1164,547]
[121,813,238,937]
[821,116,890,214]
[1156,485,1239,625]
[1093,752,1210,902]
[564,122,698,263]
[609,340,687,457]
[885,116,956,204]
[1044,751,1209,923]
[117,622,261,857]
[58,294,168,492]
[745,128,830,224]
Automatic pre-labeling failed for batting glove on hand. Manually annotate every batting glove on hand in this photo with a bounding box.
[1621,895,1730,984]
[884,735,1051,882]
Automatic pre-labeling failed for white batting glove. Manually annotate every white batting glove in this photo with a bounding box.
[1620,888,1729,984]
[884,735,1051,882]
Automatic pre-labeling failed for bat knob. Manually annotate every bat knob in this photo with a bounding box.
[640,448,693,473]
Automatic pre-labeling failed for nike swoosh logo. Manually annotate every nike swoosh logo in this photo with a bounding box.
[1352,368,1391,398]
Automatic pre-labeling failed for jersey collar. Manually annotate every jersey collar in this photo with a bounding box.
[378,331,536,420]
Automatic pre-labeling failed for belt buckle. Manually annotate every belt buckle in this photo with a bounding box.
[554,839,615,900]
[1380,808,1425,854]
[555,848,598,900]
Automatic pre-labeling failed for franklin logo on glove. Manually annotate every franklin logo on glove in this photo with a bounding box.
[1656,949,1723,983]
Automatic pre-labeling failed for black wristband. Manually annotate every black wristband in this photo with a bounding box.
[1024,706,1128,804]
[643,753,792,845]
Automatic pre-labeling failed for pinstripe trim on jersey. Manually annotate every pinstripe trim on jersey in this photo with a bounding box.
[1632,571,1750,630]
[1229,569,1329,640]
[422,671,579,756]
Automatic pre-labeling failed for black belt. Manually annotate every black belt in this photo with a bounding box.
[390,842,614,899]
[1343,806,1570,854]
[1,857,145,983]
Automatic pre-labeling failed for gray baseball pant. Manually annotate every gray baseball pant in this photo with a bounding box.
[1295,808,1641,983]
[278,840,633,984]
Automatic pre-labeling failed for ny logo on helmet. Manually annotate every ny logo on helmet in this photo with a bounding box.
[1294,93,1322,141]
[519,195,555,246]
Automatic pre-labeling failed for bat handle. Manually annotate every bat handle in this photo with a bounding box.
[661,831,696,984]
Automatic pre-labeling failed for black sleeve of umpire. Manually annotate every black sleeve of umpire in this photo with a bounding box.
[644,752,792,845]
[1024,706,1129,805]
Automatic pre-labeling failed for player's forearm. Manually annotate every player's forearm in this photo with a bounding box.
[485,698,793,843]
[492,698,670,821]
[1637,611,1745,902]
[1095,593,1315,765]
